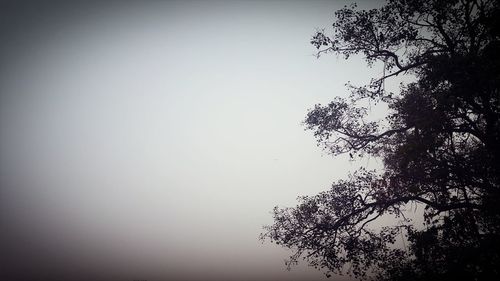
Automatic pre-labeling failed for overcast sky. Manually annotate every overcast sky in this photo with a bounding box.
[0,1,384,280]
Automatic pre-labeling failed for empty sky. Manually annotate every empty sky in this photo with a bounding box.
[0,1,384,280]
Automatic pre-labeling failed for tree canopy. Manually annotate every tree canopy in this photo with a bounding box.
[261,0,500,280]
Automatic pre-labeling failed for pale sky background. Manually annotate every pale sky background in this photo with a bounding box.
[0,1,386,280]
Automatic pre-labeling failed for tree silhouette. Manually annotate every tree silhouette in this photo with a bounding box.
[261,0,500,280]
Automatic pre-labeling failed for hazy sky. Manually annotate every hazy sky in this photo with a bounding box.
[1,1,384,280]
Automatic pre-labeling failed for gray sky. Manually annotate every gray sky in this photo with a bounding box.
[0,1,385,280]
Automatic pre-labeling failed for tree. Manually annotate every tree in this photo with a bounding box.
[261,0,500,280]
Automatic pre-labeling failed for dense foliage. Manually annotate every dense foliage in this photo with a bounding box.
[261,0,500,280]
